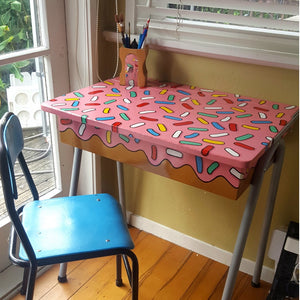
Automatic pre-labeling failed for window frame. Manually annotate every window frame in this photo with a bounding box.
[124,0,299,69]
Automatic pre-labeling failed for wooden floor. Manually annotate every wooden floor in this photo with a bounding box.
[11,227,271,300]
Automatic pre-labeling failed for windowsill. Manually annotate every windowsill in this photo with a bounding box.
[103,30,299,70]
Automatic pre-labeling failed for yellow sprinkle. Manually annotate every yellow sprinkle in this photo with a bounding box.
[103,80,113,85]
[259,100,266,105]
[242,125,260,130]
[192,99,200,105]
[231,107,245,112]
[160,89,167,95]
[190,86,196,89]
[212,94,227,97]
[65,98,80,101]
[103,108,110,114]
[197,117,209,125]
[157,123,167,132]
[106,131,112,144]
[276,112,284,118]
[105,94,121,97]
[160,106,173,113]
[202,138,224,145]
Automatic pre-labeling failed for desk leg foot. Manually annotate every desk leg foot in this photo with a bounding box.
[221,142,280,300]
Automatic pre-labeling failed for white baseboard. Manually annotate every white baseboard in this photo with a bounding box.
[128,212,274,283]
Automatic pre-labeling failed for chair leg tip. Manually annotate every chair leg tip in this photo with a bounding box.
[251,280,260,288]
[58,275,68,283]
[116,279,123,287]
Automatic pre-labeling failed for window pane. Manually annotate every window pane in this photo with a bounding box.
[0,0,41,55]
[0,57,56,220]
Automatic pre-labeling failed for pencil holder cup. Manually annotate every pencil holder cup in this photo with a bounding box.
[119,46,148,88]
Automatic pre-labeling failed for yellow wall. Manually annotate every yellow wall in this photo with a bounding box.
[98,3,299,268]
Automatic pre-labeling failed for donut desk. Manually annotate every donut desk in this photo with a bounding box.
[41,78,298,300]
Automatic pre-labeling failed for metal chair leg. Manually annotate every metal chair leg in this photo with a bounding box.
[116,254,123,286]
[20,267,29,295]
[25,264,37,300]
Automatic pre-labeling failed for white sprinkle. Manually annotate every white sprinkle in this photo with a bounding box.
[225,147,240,157]
[90,96,98,101]
[285,105,296,110]
[238,102,247,107]
[166,148,183,158]
[201,89,214,92]
[141,96,155,100]
[92,85,106,88]
[181,112,190,117]
[230,168,244,179]
[259,112,267,119]
[123,98,131,104]
[204,107,223,110]
[221,116,231,122]
[52,103,66,106]
[78,124,86,136]
[130,122,145,128]
[172,130,182,138]
[82,108,96,113]
[209,133,229,138]
[139,110,156,114]
[180,97,190,102]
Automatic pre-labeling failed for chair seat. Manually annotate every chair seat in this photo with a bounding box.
[20,193,134,261]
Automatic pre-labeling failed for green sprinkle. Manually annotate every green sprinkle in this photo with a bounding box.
[269,125,278,133]
[61,108,79,111]
[272,104,279,110]
[188,127,208,131]
[119,134,130,143]
[236,114,252,118]
[74,92,84,97]
[179,141,202,146]
[168,95,175,101]
[207,162,219,174]
[130,91,137,97]
[81,115,88,124]
[104,99,117,105]
[120,113,130,121]
[235,134,253,141]
[207,99,216,105]
[198,112,218,118]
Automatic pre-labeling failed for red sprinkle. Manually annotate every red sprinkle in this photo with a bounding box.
[140,116,159,122]
[88,90,104,95]
[182,103,193,110]
[234,142,255,150]
[60,119,72,125]
[253,106,269,112]
[279,120,287,126]
[151,145,157,160]
[223,98,233,104]
[85,103,100,106]
[137,102,149,107]
[229,123,237,131]
[112,122,122,133]
[198,92,205,97]
[201,145,214,156]
[173,121,193,126]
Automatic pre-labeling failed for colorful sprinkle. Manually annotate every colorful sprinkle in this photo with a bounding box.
[225,148,240,157]
[166,148,183,158]
[201,145,214,156]
[147,128,160,136]
[207,162,219,174]
[202,138,224,145]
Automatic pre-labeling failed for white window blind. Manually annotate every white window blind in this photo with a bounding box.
[125,0,299,69]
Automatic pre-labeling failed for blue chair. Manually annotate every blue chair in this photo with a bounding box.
[0,112,138,300]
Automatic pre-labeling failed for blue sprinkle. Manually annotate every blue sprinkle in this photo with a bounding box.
[134,139,140,143]
[184,133,199,139]
[144,90,150,95]
[147,128,160,136]
[177,90,191,95]
[237,98,251,101]
[216,111,234,114]
[112,88,120,93]
[261,142,269,147]
[251,120,272,124]
[195,156,203,174]
[72,101,79,107]
[96,116,115,121]
[155,101,176,105]
[163,115,182,121]
[117,105,129,111]
[212,122,225,130]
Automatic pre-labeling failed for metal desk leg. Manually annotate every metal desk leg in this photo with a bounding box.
[221,141,282,300]
[58,147,83,283]
[116,161,126,217]
[252,140,285,287]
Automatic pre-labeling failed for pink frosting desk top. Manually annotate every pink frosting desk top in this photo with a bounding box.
[41,78,298,197]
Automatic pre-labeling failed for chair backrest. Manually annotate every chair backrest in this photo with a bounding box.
[0,112,39,209]
[0,112,39,262]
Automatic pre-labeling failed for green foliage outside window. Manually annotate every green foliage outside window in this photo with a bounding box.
[0,0,34,115]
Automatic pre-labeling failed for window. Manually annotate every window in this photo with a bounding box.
[125,0,299,69]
